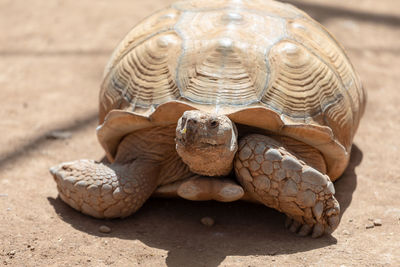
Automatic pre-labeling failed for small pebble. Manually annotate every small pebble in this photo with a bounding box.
[342,230,350,235]
[46,131,72,139]
[348,219,353,222]
[7,250,15,256]
[99,225,111,233]
[373,219,382,226]
[365,223,374,229]
[0,194,8,197]
[200,217,215,226]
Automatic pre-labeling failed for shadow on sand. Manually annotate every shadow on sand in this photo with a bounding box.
[285,0,400,27]
[0,112,98,169]
[48,145,362,267]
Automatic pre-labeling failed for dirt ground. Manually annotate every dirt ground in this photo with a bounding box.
[0,0,399,266]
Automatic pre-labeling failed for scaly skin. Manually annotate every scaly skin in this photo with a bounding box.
[50,159,161,218]
[50,125,189,218]
[234,134,340,238]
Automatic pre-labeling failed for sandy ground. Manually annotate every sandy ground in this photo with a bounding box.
[0,0,399,266]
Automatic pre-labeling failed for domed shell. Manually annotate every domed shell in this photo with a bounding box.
[98,0,366,180]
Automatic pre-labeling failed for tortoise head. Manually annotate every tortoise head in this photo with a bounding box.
[175,110,238,176]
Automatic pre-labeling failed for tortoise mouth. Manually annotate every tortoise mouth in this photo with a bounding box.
[175,136,226,150]
[198,137,225,146]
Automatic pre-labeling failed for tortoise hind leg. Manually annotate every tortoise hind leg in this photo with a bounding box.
[50,158,160,218]
[234,134,340,238]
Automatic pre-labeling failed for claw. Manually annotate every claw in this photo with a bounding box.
[326,208,337,216]
[311,222,324,238]
[328,214,340,229]
[49,165,60,176]
[289,220,301,233]
[298,224,312,236]
[285,216,293,228]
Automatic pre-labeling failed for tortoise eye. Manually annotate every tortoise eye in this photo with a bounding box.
[209,120,218,128]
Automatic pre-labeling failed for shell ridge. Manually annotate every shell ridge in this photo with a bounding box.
[287,19,364,136]
[285,37,356,133]
[172,7,188,101]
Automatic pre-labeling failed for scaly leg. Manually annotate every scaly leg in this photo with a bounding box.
[50,158,160,218]
[50,125,182,218]
[234,134,340,237]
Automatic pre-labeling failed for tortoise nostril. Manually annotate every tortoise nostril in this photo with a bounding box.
[188,118,197,125]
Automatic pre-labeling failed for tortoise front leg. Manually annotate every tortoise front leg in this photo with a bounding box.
[50,125,182,218]
[50,158,160,218]
[234,134,340,238]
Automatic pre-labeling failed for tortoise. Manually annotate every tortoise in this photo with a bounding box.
[50,0,366,237]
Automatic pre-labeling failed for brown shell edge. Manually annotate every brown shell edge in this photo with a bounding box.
[97,100,348,180]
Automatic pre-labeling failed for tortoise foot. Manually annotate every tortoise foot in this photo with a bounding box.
[50,159,157,218]
[234,134,340,237]
[284,196,340,238]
